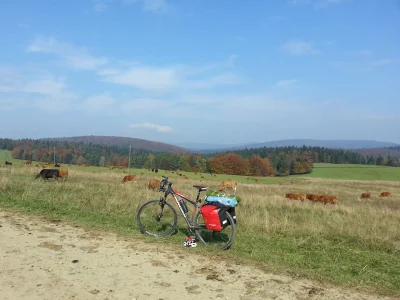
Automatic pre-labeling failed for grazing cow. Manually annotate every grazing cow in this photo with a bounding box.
[5,161,12,165]
[379,192,391,197]
[217,181,238,193]
[306,194,320,202]
[58,169,69,180]
[306,194,338,204]
[34,169,60,180]
[122,175,137,183]
[148,179,161,191]
[320,195,339,204]
[285,193,307,201]
[360,192,371,199]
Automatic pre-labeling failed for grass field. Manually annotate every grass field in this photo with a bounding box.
[1,151,400,296]
[305,163,400,181]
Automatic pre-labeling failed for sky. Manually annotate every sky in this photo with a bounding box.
[0,0,399,145]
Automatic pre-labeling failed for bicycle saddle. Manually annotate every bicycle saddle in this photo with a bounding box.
[193,185,208,191]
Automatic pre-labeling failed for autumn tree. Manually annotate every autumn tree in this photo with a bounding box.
[209,153,249,175]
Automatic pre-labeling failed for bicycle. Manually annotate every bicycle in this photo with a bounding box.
[136,176,236,250]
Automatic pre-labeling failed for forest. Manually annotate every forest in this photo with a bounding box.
[1,138,399,176]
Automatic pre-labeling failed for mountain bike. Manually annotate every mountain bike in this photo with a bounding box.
[136,176,236,250]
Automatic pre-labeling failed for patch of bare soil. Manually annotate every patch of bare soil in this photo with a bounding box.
[0,210,396,300]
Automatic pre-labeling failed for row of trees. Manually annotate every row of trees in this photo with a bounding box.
[4,139,314,176]
[216,145,399,167]
[3,139,399,176]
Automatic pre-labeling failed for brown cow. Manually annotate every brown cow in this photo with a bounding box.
[148,179,161,191]
[285,193,307,201]
[306,194,338,204]
[217,181,238,193]
[58,169,69,180]
[379,192,391,197]
[122,175,137,183]
[306,194,319,201]
[360,192,371,199]
[319,195,339,204]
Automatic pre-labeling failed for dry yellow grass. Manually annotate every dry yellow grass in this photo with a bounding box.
[1,164,400,295]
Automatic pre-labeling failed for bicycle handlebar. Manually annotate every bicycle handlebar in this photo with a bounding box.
[160,176,171,192]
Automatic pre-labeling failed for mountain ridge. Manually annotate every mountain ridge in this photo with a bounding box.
[42,135,190,154]
[181,139,399,152]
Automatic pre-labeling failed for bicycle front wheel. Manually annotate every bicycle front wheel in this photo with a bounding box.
[137,200,178,237]
[194,210,236,250]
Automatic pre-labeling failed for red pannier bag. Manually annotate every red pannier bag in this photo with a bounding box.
[200,204,228,232]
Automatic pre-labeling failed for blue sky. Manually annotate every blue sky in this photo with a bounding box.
[0,0,399,145]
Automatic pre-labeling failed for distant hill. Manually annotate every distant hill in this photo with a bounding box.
[43,135,190,154]
[242,139,399,150]
[191,139,399,153]
[355,147,400,157]
[175,142,257,151]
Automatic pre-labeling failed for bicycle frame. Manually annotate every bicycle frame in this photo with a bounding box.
[162,182,203,232]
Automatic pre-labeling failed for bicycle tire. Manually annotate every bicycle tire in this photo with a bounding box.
[137,199,178,237]
[194,210,236,250]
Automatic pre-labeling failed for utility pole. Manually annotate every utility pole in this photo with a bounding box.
[128,145,132,174]
[53,147,55,165]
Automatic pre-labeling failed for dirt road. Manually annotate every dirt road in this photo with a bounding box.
[0,210,394,300]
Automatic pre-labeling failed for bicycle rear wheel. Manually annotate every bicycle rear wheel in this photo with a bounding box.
[137,199,178,237]
[194,210,236,250]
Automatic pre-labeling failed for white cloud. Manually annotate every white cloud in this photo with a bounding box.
[275,79,299,87]
[123,0,168,13]
[26,37,108,70]
[99,60,243,91]
[282,40,320,55]
[355,49,373,56]
[23,78,66,95]
[94,2,108,12]
[128,123,173,132]
[187,73,243,89]
[101,66,180,90]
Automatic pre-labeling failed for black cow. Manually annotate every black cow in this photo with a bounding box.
[54,163,61,167]
[5,161,12,165]
[35,169,60,180]
[155,168,158,173]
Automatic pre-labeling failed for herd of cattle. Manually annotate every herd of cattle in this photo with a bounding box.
[285,190,392,205]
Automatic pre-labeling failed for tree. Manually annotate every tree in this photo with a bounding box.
[99,156,106,167]
[77,156,86,165]
[376,155,385,166]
